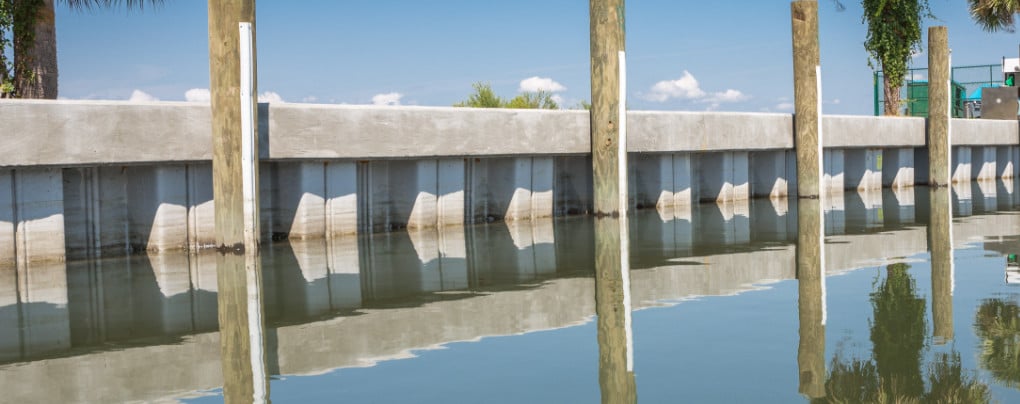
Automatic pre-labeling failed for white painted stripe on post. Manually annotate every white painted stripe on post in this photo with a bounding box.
[245,253,268,403]
[618,50,634,371]
[816,64,827,326]
[618,50,629,216]
[240,23,267,401]
[239,22,259,249]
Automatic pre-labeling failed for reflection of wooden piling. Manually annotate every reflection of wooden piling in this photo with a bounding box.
[791,1,820,199]
[928,187,954,343]
[927,26,950,187]
[590,0,627,215]
[796,198,825,399]
[209,0,260,250]
[594,217,636,404]
[217,252,269,403]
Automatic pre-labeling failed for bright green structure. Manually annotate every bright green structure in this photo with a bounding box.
[874,64,1000,117]
[903,81,966,118]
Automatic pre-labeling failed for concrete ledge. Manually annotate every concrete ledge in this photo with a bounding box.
[822,115,925,148]
[951,118,1019,146]
[0,100,211,166]
[628,111,793,151]
[265,104,590,158]
[4,100,1019,167]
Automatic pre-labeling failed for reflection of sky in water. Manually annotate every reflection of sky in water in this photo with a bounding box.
[2,186,1020,402]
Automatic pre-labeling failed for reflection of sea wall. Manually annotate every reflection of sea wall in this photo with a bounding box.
[0,191,1018,402]
[0,248,802,403]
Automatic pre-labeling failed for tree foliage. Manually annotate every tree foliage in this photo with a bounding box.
[975,297,1020,387]
[454,81,559,109]
[0,0,45,98]
[506,90,558,109]
[1,0,161,98]
[862,0,933,115]
[968,0,1020,32]
[813,264,990,403]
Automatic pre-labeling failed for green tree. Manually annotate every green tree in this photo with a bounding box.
[454,81,561,109]
[813,264,989,403]
[974,297,1020,387]
[862,0,933,115]
[506,90,558,109]
[453,82,504,108]
[968,0,1020,31]
[0,0,162,99]
[869,263,927,400]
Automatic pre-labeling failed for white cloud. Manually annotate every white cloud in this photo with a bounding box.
[301,96,319,103]
[128,89,158,102]
[775,102,794,111]
[372,92,403,106]
[185,88,210,102]
[645,71,750,107]
[183,88,284,103]
[259,91,284,103]
[706,89,749,103]
[910,73,927,81]
[645,71,706,102]
[519,76,566,93]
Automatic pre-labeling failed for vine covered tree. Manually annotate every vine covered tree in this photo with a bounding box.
[814,264,990,403]
[0,0,162,99]
[968,0,1020,31]
[862,0,933,115]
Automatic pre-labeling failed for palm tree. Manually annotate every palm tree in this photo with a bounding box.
[969,0,1020,32]
[6,0,162,99]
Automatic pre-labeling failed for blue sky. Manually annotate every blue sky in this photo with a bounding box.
[53,0,1020,115]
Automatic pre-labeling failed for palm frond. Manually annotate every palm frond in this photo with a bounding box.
[58,0,165,12]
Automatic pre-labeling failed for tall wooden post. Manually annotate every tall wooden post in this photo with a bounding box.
[928,26,951,187]
[590,0,627,216]
[591,4,632,401]
[791,1,821,199]
[796,198,825,399]
[217,252,269,403]
[595,217,637,404]
[209,0,260,251]
[928,187,954,344]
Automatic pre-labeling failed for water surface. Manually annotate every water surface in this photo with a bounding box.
[2,184,1020,402]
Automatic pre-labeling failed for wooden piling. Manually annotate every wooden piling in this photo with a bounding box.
[209,0,260,251]
[594,217,637,404]
[791,1,821,199]
[928,26,950,187]
[928,187,954,344]
[216,252,269,403]
[590,0,627,216]
[796,198,825,398]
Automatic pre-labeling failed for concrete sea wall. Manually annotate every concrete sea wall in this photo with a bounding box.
[1,100,1018,262]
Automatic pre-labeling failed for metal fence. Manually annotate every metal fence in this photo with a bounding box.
[874,64,1002,117]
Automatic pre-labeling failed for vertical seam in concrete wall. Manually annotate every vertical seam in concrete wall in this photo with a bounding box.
[8,168,28,358]
[88,168,100,258]
[529,157,536,221]
[185,165,193,251]
[464,159,473,223]
[434,159,441,227]
[323,162,330,237]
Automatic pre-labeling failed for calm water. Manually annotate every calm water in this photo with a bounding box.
[3,183,1020,403]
